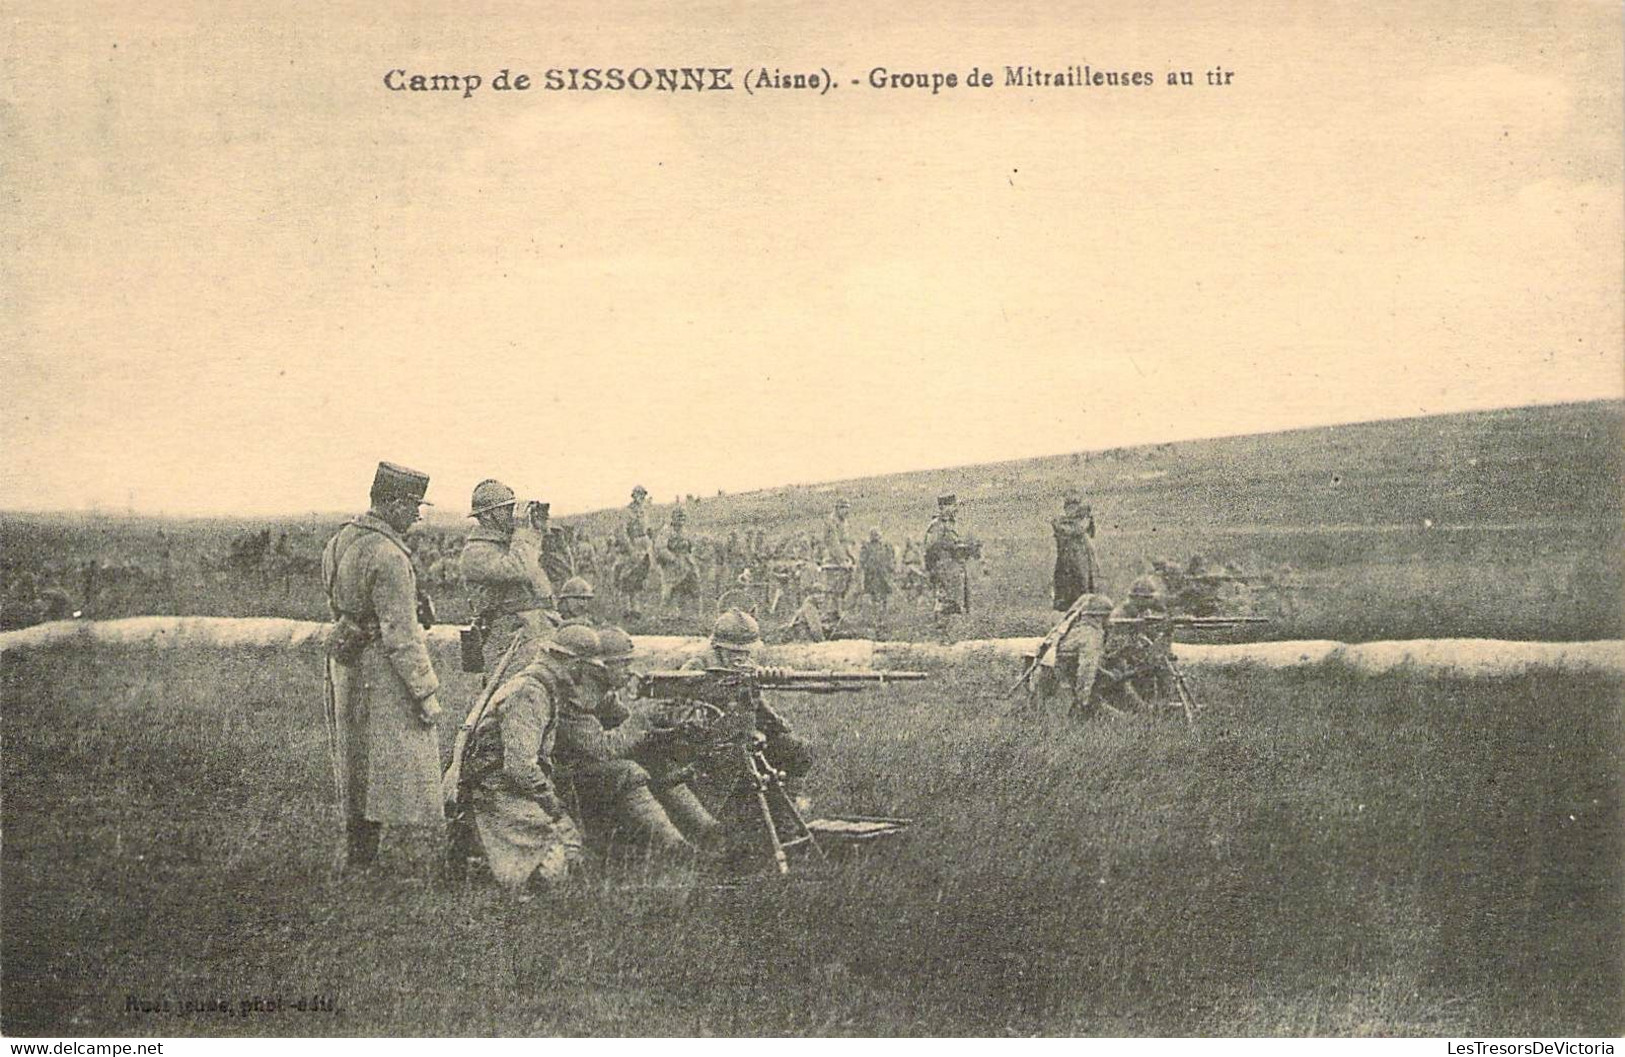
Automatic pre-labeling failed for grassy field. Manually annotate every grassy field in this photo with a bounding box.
[3,401,1621,643]
[3,640,1619,1036]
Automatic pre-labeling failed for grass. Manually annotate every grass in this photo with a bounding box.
[3,641,1619,1036]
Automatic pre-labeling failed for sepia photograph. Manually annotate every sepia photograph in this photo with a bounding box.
[2,0,1621,1041]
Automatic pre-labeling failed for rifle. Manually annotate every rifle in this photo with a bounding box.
[1004,593,1094,698]
[441,631,524,808]
[632,665,926,874]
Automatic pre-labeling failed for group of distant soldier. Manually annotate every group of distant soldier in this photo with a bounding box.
[321,462,818,896]
[1026,492,1261,722]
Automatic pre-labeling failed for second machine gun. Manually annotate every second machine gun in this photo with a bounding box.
[633,666,926,874]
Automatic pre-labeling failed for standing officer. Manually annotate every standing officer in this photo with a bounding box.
[460,479,557,679]
[322,461,445,873]
[1051,492,1101,610]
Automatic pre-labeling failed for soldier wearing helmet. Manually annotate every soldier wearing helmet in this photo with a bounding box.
[1032,593,1115,720]
[460,478,558,678]
[613,486,659,620]
[821,498,858,623]
[656,508,702,619]
[557,576,596,626]
[457,624,600,893]
[777,579,829,643]
[857,527,897,632]
[1098,576,1173,712]
[551,626,721,859]
[1052,492,1101,611]
[923,494,980,639]
[678,609,815,788]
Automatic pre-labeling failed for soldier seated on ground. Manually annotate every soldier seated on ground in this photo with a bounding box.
[1094,576,1174,714]
[553,626,720,861]
[681,610,815,794]
[777,583,829,642]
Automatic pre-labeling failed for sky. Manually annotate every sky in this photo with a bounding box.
[2,0,1620,517]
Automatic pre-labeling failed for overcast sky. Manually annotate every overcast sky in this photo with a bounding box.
[3,0,1620,516]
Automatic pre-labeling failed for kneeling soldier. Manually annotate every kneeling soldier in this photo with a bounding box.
[1033,593,1114,720]
[462,625,592,894]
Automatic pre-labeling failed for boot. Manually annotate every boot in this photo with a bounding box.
[655,784,723,851]
[345,819,381,872]
[618,786,693,861]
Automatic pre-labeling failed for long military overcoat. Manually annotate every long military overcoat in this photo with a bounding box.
[322,512,443,826]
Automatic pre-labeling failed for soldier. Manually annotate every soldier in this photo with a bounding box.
[681,610,815,793]
[557,576,597,626]
[1097,576,1174,713]
[656,508,702,618]
[554,626,719,859]
[858,528,895,618]
[821,497,858,623]
[778,582,828,642]
[1051,493,1102,610]
[460,479,556,679]
[321,462,446,874]
[541,517,574,589]
[461,625,592,894]
[614,485,659,619]
[900,537,929,601]
[923,494,978,638]
[1031,593,1115,720]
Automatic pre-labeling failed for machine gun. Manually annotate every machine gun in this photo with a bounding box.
[633,666,926,874]
[1095,647,1202,727]
[1109,614,1271,634]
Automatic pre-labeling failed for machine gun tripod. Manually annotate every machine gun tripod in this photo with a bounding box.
[635,666,926,874]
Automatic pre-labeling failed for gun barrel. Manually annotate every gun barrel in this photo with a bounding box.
[1110,616,1271,626]
[635,667,927,697]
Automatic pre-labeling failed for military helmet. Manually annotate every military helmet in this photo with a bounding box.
[835,497,852,510]
[547,624,601,660]
[1129,575,1163,599]
[670,508,687,523]
[1081,593,1116,617]
[595,626,635,662]
[559,576,595,601]
[1063,491,1083,508]
[631,484,648,499]
[469,478,517,517]
[711,608,761,648]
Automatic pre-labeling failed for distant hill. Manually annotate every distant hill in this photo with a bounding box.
[567,400,1623,541]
